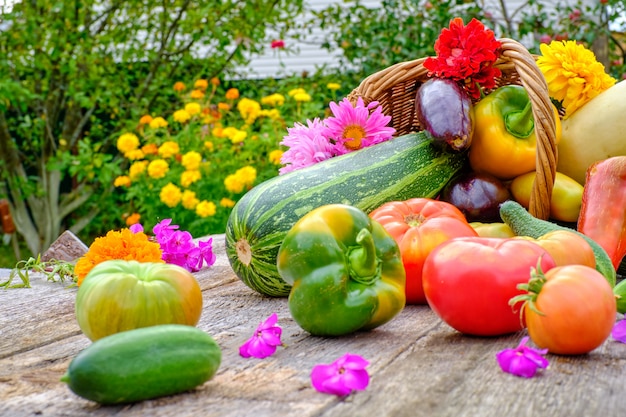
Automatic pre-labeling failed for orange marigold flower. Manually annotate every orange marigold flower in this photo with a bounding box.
[124,149,145,161]
[210,77,220,86]
[220,197,236,208]
[181,190,200,210]
[148,159,169,179]
[158,141,180,158]
[185,102,202,116]
[181,151,202,171]
[149,117,168,129]
[181,169,201,188]
[224,174,245,194]
[114,175,131,187]
[160,183,182,207]
[125,212,141,226]
[139,114,154,125]
[173,109,191,123]
[194,79,209,90]
[141,143,159,155]
[116,133,140,153]
[173,81,186,92]
[269,149,284,165]
[225,88,240,100]
[74,229,163,286]
[212,127,225,138]
[190,89,205,99]
[129,160,149,179]
[196,200,217,217]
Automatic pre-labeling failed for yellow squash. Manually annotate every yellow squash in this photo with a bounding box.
[557,80,626,185]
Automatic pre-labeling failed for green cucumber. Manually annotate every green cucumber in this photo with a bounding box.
[499,200,616,288]
[225,131,467,297]
[61,324,221,405]
[613,279,626,313]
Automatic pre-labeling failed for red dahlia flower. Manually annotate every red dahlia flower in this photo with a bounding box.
[424,17,502,98]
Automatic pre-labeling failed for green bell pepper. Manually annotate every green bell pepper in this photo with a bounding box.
[277,204,406,336]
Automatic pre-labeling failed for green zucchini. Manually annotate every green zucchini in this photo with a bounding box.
[61,324,221,405]
[226,131,467,297]
[499,200,616,288]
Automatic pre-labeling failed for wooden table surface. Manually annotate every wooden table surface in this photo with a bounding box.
[1,234,625,417]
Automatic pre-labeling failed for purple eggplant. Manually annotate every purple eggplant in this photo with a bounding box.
[415,78,474,151]
[441,171,512,222]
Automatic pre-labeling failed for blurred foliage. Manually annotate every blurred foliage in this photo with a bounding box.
[0,0,304,256]
[301,0,626,81]
[112,74,342,237]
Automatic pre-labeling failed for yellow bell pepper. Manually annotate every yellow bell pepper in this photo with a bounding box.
[469,222,515,238]
[510,171,583,223]
[468,85,561,180]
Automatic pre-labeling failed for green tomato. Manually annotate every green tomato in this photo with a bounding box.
[75,260,203,341]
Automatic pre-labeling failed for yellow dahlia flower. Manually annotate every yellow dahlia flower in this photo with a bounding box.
[537,40,616,118]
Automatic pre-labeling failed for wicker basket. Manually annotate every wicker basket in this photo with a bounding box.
[347,38,558,220]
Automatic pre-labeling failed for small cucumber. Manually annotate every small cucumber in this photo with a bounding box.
[61,324,221,405]
[499,200,616,288]
[613,278,626,314]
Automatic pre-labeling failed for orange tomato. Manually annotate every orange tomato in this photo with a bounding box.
[369,198,478,304]
[514,230,595,268]
[522,265,616,355]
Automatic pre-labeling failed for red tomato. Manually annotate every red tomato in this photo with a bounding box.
[422,237,556,336]
[369,198,478,304]
[521,265,616,355]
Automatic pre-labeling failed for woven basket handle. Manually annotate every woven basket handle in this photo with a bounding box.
[498,38,557,220]
[348,38,558,220]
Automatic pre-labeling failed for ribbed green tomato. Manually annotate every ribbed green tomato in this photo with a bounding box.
[75,260,203,341]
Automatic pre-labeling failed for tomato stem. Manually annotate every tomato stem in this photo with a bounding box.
[509,257,548,321]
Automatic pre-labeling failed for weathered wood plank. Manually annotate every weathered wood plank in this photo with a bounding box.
[1,234,625,417]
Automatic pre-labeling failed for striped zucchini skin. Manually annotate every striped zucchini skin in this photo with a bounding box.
[225,132,467,297]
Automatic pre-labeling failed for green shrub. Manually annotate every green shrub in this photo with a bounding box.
[111,75,343,237]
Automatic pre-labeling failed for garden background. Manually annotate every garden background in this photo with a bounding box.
[1,0,625,267]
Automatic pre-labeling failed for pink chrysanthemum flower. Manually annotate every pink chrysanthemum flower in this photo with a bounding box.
[279,118,335,175]
[322,97,395,155]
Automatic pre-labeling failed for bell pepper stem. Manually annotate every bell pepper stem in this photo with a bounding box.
[348,228,380,285]
[504,98,534,138]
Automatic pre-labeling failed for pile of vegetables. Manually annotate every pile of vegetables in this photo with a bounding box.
[224,78,626,348]
[59,17,626,406]
[223,18,626,354]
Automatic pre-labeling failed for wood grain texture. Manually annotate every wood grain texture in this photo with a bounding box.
[1,234,625,417]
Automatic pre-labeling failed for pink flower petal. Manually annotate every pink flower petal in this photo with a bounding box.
[311,353,370,396]
[496,337,549,378]
[612,320,626,343]
[239,313,283,359]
